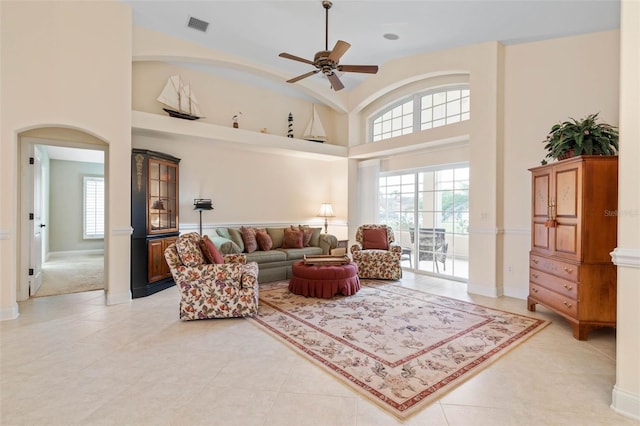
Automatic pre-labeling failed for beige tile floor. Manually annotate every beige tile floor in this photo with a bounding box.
[1,272,638,426]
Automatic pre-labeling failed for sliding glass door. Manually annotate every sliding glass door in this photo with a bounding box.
[379,165,469,280]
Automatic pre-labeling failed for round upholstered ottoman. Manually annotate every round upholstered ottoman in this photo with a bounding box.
[289,261,360,298]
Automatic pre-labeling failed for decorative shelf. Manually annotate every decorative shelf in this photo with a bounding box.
[131,110,348,161]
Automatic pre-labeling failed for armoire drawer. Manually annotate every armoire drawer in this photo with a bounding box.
[529,283,578,319]
[530,254,580,282]
[529,268,579,299]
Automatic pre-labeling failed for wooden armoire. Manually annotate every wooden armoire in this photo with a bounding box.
[131,149,181,298]
[528,155,618,340]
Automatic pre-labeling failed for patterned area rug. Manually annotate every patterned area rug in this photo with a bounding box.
[249,280,549,419]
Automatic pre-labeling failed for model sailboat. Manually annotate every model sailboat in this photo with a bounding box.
[302,105,327,143]
[157,75,204,120]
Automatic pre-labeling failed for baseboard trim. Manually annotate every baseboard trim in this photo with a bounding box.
[49,249,104,258]
[106,290,131,306]
[611,385,640,421]
[0,303,19,321]
[503,287,528,300]
[467,283,503,298]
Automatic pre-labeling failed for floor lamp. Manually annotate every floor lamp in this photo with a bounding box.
[193,198,213,235]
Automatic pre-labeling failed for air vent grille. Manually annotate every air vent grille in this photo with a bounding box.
[187,16,209,33]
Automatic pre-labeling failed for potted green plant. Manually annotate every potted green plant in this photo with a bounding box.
[541,113,618,164]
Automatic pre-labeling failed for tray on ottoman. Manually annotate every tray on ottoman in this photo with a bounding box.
[303,254,350,266]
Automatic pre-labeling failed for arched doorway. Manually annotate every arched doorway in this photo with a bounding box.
[18,127,109,301]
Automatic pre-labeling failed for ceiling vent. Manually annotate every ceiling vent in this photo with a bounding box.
[187,16,209,33]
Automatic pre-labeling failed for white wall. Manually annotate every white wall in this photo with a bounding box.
[502,30,620,299]
[49,160,104,252]
[131,134,341,232]
[0,1,133,317]
[133,61,343,146]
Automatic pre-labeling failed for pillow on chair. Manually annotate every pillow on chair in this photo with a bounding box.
[362,228,388,250]
[201,235,224,264]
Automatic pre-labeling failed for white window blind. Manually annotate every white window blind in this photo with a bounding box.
[84,176,104,239]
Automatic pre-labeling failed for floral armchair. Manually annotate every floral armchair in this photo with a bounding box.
[350,224,402,280]
[164,232,259,320]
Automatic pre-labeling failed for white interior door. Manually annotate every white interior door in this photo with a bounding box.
[30,146,44,295]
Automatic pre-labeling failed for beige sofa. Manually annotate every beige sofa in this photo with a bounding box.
[209,226,338,283]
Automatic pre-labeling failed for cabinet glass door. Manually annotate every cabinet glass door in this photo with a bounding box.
[148,158,179,234]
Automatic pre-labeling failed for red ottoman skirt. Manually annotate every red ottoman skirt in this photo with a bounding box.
[289,261,360,298]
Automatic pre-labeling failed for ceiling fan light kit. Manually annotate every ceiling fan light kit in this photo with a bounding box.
[279,0,378,91]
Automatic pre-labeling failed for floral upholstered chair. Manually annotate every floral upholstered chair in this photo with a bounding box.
[164,232,259,320]
[350,224,402,280]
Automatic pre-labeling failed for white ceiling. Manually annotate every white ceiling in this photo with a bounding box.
[44,145,104,164]
[123,0,620,91]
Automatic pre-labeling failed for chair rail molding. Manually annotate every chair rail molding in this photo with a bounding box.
[610,247,640,269]
[111,226,134,236]
[468,227,499,235]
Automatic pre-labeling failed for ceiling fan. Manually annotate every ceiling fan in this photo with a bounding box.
[278,1,379,91]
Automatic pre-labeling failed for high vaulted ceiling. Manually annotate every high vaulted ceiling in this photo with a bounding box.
[124,0,620,92]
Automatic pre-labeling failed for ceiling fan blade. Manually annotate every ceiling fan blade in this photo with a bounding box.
[337,64,379,74]
[327,40,351,63]
[326,72,344,91]
[279,52,315,66]
[286,69,320,84]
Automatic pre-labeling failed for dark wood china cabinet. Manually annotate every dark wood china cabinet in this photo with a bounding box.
[131,149,180,298]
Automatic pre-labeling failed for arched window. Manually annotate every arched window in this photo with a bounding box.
[370,86,470,142]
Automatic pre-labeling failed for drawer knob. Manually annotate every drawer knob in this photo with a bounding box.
[532,259,539,264]
[563,284,573,291]
[531,287,539,293]
[532,273,539,279]
[563,301,573,308]
[563,267,573,274]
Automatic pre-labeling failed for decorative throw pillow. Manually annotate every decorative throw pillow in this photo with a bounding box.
[282,228,304,249]
[201,235,224,264]
[310,227,322,247]
[266,227,285,248]
[240,226,258,253]
[362,228,388,250]
[210,236,242,254]
[293,226,314,247]
[255,229,273,251]
[215,227,231,240]
[299,225,322,247]
[227,228,245,253]
[175,234,206,267]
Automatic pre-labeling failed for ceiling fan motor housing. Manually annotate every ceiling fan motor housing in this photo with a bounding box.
[314,50,337,73]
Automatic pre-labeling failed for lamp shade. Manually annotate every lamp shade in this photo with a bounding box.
[151,199,165,210]
[318,203,335,218]
[193,198,213,211]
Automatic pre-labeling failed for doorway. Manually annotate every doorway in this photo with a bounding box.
[19,130,107,300]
